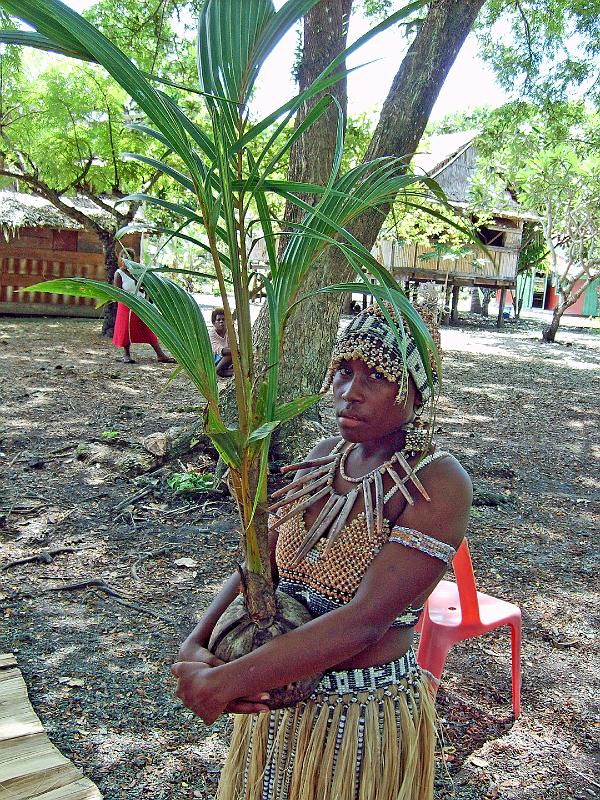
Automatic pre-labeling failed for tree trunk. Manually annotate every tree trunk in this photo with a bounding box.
[259,0,353,410]
[255,0,486,415]
[516,297,523,319]
[497,287,507,327]
[281,0,351,236]
[450,284,460,324]
[481,288,494,316]
[100,230,119,337]
[542,303,567,342]
[470,287,482,313]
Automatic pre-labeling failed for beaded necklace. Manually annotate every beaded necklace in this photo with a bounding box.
[267,435,432,565]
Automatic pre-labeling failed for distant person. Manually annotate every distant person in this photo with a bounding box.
[112,254,175,364]
[209,308,233,378]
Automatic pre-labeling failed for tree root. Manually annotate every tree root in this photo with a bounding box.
[2,547,76,571]
[9,578,175,625]
[113,485,155,514]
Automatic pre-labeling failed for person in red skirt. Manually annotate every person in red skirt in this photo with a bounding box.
[112,256,175,364]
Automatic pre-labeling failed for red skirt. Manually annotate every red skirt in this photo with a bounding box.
[112,302,158,347]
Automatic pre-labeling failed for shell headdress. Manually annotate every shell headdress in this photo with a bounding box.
[321,301,441,405]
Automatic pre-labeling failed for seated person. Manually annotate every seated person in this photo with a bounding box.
[209,308,233,378]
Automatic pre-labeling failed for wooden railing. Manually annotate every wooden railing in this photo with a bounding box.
[375,241,518,283]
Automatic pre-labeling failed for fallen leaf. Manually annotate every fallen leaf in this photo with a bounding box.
[58,676,86,687]
[174,557,198,568]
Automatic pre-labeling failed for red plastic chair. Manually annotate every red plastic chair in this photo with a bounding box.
[416,539,522,718]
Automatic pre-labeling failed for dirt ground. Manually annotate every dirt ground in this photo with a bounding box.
[0,312,599,800]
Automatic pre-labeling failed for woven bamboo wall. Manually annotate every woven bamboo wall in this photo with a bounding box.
[0,228,139,317]
[376,241,519,284]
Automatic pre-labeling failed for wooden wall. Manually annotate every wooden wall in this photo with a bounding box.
[0,227,139,317]
[376,240,519,286]
[378,214,525,289]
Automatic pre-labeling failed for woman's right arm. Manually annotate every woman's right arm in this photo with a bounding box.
[177,563,277,714]
[113,270,122,288]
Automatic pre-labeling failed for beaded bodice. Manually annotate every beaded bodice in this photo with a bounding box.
[273,448,452,630]
[275,508,424,628]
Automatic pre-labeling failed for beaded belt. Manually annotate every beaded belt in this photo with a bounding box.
[314,650,420,697]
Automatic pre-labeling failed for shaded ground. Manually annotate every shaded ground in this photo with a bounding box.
[0,312,599,800]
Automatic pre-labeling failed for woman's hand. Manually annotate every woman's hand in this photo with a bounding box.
[177,639,222,667]
[171,661,271,723]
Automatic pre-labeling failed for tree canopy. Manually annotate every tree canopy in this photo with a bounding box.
[477,0,600,105]
[474,102,600,340]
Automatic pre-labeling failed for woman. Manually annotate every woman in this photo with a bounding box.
[112,254,174,364]
[172,303,472,800]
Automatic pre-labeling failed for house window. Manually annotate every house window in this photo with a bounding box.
[52,229,78,251]
[477,227,505,248]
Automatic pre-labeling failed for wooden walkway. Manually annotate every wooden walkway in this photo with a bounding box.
[0,654,102,800]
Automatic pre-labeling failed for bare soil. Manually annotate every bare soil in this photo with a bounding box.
[0,313,598,800]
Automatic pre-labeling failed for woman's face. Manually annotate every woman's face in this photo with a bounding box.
[333,358,419,443]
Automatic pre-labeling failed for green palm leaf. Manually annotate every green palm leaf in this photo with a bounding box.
[24,276,221,413]
[3,0,456,593]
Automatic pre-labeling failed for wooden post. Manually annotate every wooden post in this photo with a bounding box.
[497,287,507,326]
[450,285,460,324]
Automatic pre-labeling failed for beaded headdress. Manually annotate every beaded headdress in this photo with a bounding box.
[321,302,441,405]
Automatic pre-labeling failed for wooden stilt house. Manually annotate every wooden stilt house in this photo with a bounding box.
[0,191,139,318]
[376,132,537,324]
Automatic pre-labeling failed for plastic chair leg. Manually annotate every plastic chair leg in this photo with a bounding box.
[416,624,452,682]
[510,619,522,719]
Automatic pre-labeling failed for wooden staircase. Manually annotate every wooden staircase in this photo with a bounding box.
[0,654,102,800]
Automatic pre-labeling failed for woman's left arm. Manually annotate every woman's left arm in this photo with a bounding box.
[172,457,472,723]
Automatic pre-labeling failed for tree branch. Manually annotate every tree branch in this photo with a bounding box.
[0,165,107,235]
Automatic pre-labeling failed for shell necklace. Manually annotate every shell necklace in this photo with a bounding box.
[267,437,431,565]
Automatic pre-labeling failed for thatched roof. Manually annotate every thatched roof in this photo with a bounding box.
[412,130,478,183]
[413,132,537,221]
[0,190,116,235]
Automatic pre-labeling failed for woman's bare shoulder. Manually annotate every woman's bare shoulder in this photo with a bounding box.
[393,453,472,550]
[421,452,472,497]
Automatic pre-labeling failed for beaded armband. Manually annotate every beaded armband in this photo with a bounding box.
[389,526,456,564]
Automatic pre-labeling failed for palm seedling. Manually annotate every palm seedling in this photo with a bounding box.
[2,0,446,705]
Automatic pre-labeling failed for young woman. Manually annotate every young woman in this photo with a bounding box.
[112,254,174,364]
[172,303,472,800]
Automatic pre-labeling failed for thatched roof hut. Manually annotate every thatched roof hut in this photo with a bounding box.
[0,191,138,318]
[377,133,535,306]
[0,191,115,239]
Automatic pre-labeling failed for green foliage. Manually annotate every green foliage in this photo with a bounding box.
[2,0,446,588]
[101,430,120,439]
[84,0,185,76]
[168,470,215,494]
[475,101,600,320]
[476,0,600,104]
[342,113,375,170]
[386,200,484,249]
[517,223,548,275]
[0,0,202,247]
[1,62,147,190]
[426,106,492,136]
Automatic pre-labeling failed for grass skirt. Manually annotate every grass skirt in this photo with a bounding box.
[216,649,435,800]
